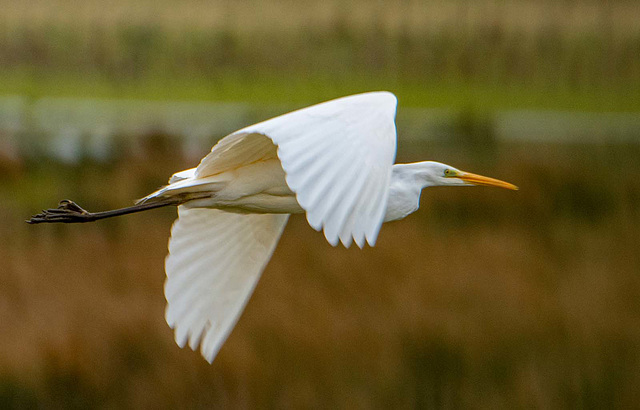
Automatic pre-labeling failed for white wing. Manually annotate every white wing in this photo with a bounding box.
[165,206,289,363]
[163,92,396,362]
[168,168,196,183]
[196,91,398,247]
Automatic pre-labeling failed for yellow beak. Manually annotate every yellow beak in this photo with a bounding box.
[457,171,519,190]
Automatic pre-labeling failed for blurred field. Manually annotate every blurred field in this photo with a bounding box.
[0,137,638,408]
[1,0,640,408]
[0,0,639,110]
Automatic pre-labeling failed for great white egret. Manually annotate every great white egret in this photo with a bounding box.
[28,91,517,363]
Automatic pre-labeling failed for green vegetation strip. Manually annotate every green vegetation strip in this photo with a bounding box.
[1,70,638,113]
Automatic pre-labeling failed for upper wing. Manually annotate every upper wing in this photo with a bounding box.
[168,168,196,184]
[196,91,398,248]
[165,206,289,363]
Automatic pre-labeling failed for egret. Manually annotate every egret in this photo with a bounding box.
[28,91,517,363]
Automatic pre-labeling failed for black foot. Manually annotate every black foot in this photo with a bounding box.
[27,200,96,224]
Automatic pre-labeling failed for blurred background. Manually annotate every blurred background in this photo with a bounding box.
[1,0,639,408]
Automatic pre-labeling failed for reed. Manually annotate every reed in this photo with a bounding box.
[0,0,638,109]
[1,139,638,408]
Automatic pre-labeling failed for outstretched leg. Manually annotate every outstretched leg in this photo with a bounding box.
[27,199,180,224]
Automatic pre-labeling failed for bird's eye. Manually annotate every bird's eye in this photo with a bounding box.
[444,169,452,177]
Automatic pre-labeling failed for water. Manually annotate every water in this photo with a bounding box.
[2,96,640,164]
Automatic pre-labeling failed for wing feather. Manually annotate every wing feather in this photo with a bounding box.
[350,170,382,245]
[195,133,278,178]
[165,206,288,362]
[323,165,369,245]
[193,91,397,247]
[304,155,361,228]
[302,156,358,227]
[163,92,396,363]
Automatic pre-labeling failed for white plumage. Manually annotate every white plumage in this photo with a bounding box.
[160,91,398,362]
[165,208,288,362]
[30,91,518,363]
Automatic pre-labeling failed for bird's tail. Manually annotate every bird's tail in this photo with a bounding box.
[137,174,224,205]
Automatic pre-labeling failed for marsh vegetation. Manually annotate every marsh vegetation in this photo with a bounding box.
[1,0,639,408]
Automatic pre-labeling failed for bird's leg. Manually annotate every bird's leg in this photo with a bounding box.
[26,198,180,224]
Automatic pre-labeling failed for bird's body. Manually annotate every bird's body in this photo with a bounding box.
[28,91,517,363]
[150,156,302,215]
[142,156,469,223]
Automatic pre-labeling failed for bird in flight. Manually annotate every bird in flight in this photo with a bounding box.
[28,92,517,363]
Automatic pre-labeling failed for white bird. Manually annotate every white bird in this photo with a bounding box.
[28,91,517,363]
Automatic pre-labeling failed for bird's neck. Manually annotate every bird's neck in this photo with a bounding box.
[383,164,426,222]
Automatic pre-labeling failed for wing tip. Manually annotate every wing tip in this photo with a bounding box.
[326,233,340,247]
[202,348,216,364]
[340,234,353,248]
[367,91,398,112]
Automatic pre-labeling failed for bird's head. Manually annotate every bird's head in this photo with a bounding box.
[404,161,518,190]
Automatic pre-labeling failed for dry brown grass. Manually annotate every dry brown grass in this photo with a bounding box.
[1,139,638,408]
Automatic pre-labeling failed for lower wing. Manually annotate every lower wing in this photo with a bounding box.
[165,206,289,362]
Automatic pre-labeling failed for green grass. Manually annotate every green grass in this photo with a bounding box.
[1,0,639,112]
[2,68,639,112]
